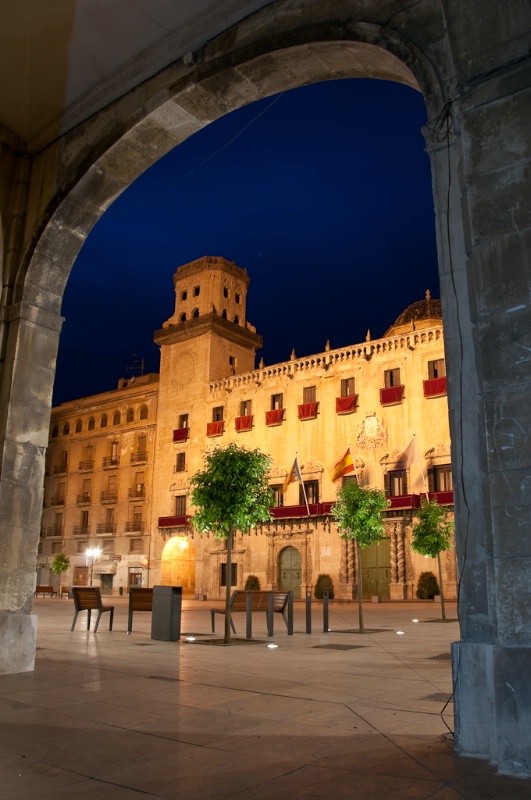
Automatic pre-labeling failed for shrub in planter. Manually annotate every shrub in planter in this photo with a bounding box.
[244,574,261,590]
[314,573,334,600]
[416,571,440,599]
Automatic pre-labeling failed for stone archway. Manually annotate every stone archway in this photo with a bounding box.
[160,536,196,595]
[0,0,529,776]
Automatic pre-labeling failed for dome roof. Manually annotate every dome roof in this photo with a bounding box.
[384,291,442,336]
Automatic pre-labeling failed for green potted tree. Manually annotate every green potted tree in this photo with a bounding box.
[411,499,453,621]
[190,443,273,643]
[332,482,388,631]
[50,552,70,595]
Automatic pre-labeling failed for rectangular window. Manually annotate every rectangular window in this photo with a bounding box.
[128,567,143,587]
[221,563,238,587]
[80,510,89,528]
[270,484,284,508]
[341,377,355,397]
[175,452,186,472]
[105,507,115,525]
[133,505,142,524]
[82,477,91,493]
[76,539,88,553]
[175,495,187,516]
[303,386,316,403]
[59,451,68,470]
[384,368,401,388]
[56,481,66,501]
[51,541,62,554]
[428,465,453,492]
[240,399,252,416]
[111,441,119,459]
[428,359,446,379]
[101,539,114,554]
[212,406,224,422]
[342,474,359,487]
[129,538,143,554]
[300,480,319,505]
[54,512,63,534]
[229,355,237,370]
[178,413,189,429]
[385,470,407,497]
[271,393,283,410]
[108,474,117,491]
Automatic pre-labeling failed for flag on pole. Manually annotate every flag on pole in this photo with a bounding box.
[284,456,303,492]
[332,448,354,481]
[398,437,421,468]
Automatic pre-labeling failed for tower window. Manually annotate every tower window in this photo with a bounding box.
[233,315,239,324]
[126,408,134,423]
[235,293,240,304]
[113,411,121,425]
[222,309,227,319]
[63,422,70,435]
[139,405,148,420]
[181,290,187,301]
[193,286,200,297]
[88,417,95,431]
[180,312,187,322]
[193,308,199,318]
[100,414,108,429]
[51,425,59,438]
[75,419,82,433]
[223,286,229,298]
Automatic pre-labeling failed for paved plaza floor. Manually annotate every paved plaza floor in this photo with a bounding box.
[0,597,529,799]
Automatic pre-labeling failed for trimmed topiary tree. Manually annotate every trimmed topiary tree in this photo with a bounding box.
[244,574,261,590]
[416,571,440,599]
[314,573,334,599]
[190,443,273,643]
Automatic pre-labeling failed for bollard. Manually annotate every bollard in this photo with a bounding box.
[323,591,329,632]
[306,591,312,634]
[267,592,274,637]
[245,590,253,639]
[287,591,294,635]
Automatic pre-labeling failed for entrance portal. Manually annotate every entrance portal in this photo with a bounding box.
[278,546,302,599]
[160,537,196,595]
[73,567,88,586]
[360,539,391,599]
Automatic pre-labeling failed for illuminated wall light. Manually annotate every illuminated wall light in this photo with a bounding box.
[396,631,405,635]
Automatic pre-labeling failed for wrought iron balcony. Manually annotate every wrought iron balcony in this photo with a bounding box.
[73,525,90,536]
[96,522,117,534]
[102,456,120,468]
[130,451,148,464]
[125,520,143,532]
[78,459,94,471]
[76,492,91,505]
[100,491,118,503]
[128,487,145,499]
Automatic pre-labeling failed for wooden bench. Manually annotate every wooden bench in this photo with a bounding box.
[70,586,115,632]
[60,585,70,599]
[34,585,57,598]
[211,590,290,634]
[127,587,153,634]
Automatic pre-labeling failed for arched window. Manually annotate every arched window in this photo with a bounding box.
[100,414,108,429]
[139,405,148,420]
[88,417,95,431]
[75,419,82,433]
[193,285,200,297]
[234,315,239,324]
[222,309,227,319]
[180,312,187,322]
[193,308,199,318]
[235,292,240,304]
[63,422,70,435]
[51,425,59,438]
[181,290,187,301]
[223,285,229,298]
[113,411,121,425]
[126,408,134,423]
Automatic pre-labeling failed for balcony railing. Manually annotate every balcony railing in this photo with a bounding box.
[128,487,145,499]
[270,503,322,518]
[428,490,454,505]
[78,459,94,471]
[76,492,91,505]
[100,491,118,503]
[130,451,148,464]
[158,515,191,528]
[380,385,405,405]
[73,525,90,536]
[96,522,117,534]
[50,495,65,506]
[102,456,120,468]
[42,527,63,538]
[125,520,143,532]
[386,494,421,510]
[53,465,67,475]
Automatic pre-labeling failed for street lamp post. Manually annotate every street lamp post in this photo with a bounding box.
[85,547,101,586]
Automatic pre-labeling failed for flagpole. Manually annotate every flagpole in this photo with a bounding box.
[413,434,430,501]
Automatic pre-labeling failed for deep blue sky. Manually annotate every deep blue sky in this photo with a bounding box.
[53,78,439,405]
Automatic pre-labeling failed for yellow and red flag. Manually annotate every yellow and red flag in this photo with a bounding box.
[284,457,303,492]
[332,448,354,481]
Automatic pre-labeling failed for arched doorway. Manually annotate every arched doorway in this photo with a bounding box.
[278,546,302,599]
[160,536,196,595]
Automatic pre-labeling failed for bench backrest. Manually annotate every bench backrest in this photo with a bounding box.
[128,587,153,611]
[71,586,104,610]
[230,591,289,612]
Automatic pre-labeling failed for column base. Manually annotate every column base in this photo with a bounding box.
[390,583,407,600]
[453,641,531,777]
[0,613,37,674]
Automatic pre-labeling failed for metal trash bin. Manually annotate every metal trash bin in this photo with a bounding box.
[151,586,182,641]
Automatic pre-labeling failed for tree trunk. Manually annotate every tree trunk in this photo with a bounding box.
[224,530,233,643]
[436,551,447,622]
[356,541,365,632]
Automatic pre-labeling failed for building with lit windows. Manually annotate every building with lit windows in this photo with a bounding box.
[41,256,454,601]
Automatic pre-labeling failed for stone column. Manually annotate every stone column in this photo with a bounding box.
[0,300,62,673]
[427,51,531,774]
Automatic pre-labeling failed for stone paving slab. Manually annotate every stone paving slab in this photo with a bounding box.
[0,598,528,799]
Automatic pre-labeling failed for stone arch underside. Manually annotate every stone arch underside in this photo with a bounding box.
[1,0,530,778]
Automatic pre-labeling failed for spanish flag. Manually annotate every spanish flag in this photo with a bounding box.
[332,448,354,481]
[284,457,303,492]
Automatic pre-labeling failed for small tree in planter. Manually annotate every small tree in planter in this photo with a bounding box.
[50,553,70,590]
[411,499,453,621]
[332,482,387,632]
[190,444,273,644]
[244,575,261,590]
[314,574,334,600]
[416,571,440,599]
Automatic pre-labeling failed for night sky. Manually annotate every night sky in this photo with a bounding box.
[53,78,439,406]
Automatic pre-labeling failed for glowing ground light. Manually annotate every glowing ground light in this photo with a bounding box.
[185,636,196,642]
[266,643,279,649]
[396,631,405,635]
[412,618,419,623]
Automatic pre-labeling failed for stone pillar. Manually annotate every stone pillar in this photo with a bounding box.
[389,521,407,600]
[427,51,531,775]
[0,300,62,673]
